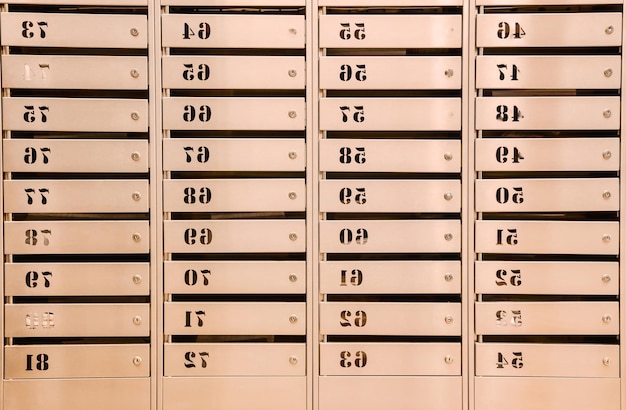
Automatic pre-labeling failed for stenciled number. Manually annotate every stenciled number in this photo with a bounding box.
[184,351,210,368]
[495,146,524,164]
[23,147,51,164]
[497,64,520,81]
[183,146,210,163]
[183,187,212,204]
[495,269,522,286]
[24,188,49,205]
[496,309,523,327]
[24,229,51,246]
[184,269,211,286]
[23,106,49,123]
[496,105,522,122]
[339,187,366,205]
[496,228,518,246]
[21,21,48,39]
[497,352,523,369]
[25,271,53,288]
[340,269,363,286]
[339,228,368,245]
[339,351,368,368]
[339,105,365,123]
[339,147,366,164]
[182,63,210,81]
[339,64,367,82]
[184,228,213,245]
[183,22,211,40]
[497,22,526,39]
[183,105,211,122]
[340,310,367,327]
[339,22,366,40]
[25,353,49,371]
[495,187,524,204]
[184,310,206,327]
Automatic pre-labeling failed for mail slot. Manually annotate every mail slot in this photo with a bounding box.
[476,56,621,89]
[475,220,619,255]
[3,98,148,132]
[5,303,150,337]
[164,343,305,376]
[320,302,461,336]
[4,220,149,254]
[475,97,620,130]
[475,343,619,377]
[475,378,619,410]
[319,220,460,253]
[319,98,461,131]
[319,15,461,48]
[5,262,150,296]
[319,376,461,410]
[319,56,461,90]
[475,301,619,335]
[162,14,304,48]
[164,220,305,253]
[476,13,622,47]
[162,56,305,89]
[475,178,619,212]
[0,13,147,48]
[320,180,460,213]
[5,379,150,410]
[2,55,148,90]
[475,261,618,295]
[163,377,305,410]
[320,139,461,173]
[320,343,460,375]
[5,344,150,378]
[475,138,620,172]
[163,138,305,172]
[164,302,306,335]
[4,180,149,213]
[164,261,305,294]
[163,97,305,131]
[320,261,460,294]
[163,179,305,213]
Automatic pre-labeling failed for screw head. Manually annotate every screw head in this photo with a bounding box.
[606,25,614,35]
[444,355,454,364]
[603,357,611,366]
[603,109,612,119]
[445,69,454,77]
[288,110,297,119]
[604,68,613,78]
[444,273,453,282]
[132,233,142,243]
[289,356,298,365]
[288,191,297,200]
[131,152,141,161]
[288,151,297,159]
[443,152,453,161]
[289,274,298,283]
[444,315,454,324]
[288,69,297,77]
[130,28,139,37]
[289,28,297,35]
[133,356,142,366]
[132,192,141,201]
[132,274,142,284]
[289,314,298,324]
[289,233,298,241]
[444,192,453,201]
[603,314,612,323]
[602,234,611,243]
[602,274,611,283]
[133,315,142,325]
[602,191,611,199]
[444,233,453,241]
[130,69,140,78]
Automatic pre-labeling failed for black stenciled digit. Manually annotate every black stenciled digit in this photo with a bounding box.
[25,271,52,288]
[25,353,49,371]
[183,22,211,40]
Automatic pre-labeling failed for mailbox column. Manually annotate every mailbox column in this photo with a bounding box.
[1,1,154,410]
[473,1,622,409]
[317,1,466,409]
[160,1,310,409]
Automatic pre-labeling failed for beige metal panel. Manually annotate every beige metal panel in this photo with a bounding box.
[319,220,460,253]
[320,343,460,376]
[475,301,619,335]
[319,376,462,410]
[5,0,146,3]
[164,343,305,376]
[164,302,306,335]
[320,180,460,213]
[479,0,621,4]
[4,180,149,213]
[162,14,304,48]
[475,97,620,131]
[5,344,150,378]
[4,378,150,410]
[319,56,461,90]
[0,13,147,48]
[163,377,306,410]
[5,303,150,337]
[476,56,621,89]
[164,261,305,294]
[320,302,461,336]
[475,343,619,377]
[163,179,305,213]
[320,261,460,294]
[475,261,618,295]
[320,0,461,5]
[164,220,305,253]
[476,13,622,47]
[474,377,620,410]
[163,97,305,131]
[475,138,620,172]
[164,0,303,4]
[5,262,150,296]
[163,138,305,172]
[4,221,149,255]
[2,55,147,90]
[3,139,149,173]
[319,98,461,131]
[162,56,305,90]
[475,220,619,255]
[320,139,460,173]
[475,178,619,212]
[319,15,462,48]
[3,98,148,132]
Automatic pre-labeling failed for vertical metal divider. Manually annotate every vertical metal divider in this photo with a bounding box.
[621,5,625,407]
[0,4,6,409]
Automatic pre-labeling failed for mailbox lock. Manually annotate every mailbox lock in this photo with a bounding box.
[444,273,454,282]
[288,69,297,77]
[604,68,613,78]
[605,25,614,35]
[133,274,142,284]
[602,234,611,243]
[288,110,297,119]
[445,69,454,78]
[443,152,453,161]
[602,274,611,283]
[444,315,454,324]
[444,192,453,201]
[288,191,297,200]
[131,152,141,161]
[288,151,298,160]
[133,315,142,325]
[133,356,142,366]
[603,357,611,366]
[444,355,454,364]
[603,109,612,119]
[289,314,298,324]
[131,112,140,121]
[289,274,298,282]
[130,28,140,37]
[444,233,453,241]
[289,233,298,241]
[602,314,612,324]
[132,192,142,201]
[130,69,140,78]
[132,233,142,242]
[289,356,298,365]
[602,191,611,199]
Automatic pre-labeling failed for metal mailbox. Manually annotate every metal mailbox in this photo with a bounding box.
[162,56,305,89]
[5,344,150,378]
[320,0,461,5]
[319,98,461,131]
[320,343,461,375]
[319,139,460,173]
[163,179,305,213]
[164,261,305,294]
[475,301,619,335]
[6,0,147,4]
[320,302,461,336]
[164,0,304,4]
[474,220,619,255]
[5,262,150,296]
[163,343,305,376]
[163,302,306,335]
[320,260,461,294]
[163,138,305,172]
[5,303,150,337]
